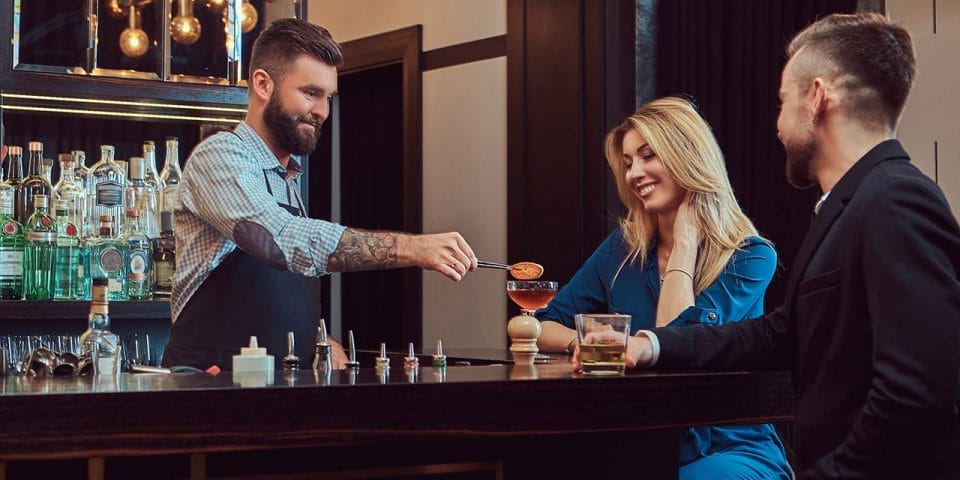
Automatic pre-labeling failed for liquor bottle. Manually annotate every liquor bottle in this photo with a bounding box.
[0,187,24,300]
[71,150,94,239]
[80,278,121,375]
[142,141,163,235]
[17,142,52,224]
[122,209,152,300]
[89,145,125,233]
[152,210,175,299]
[159,137,182,214]
[54,153,86,237]
[89,215,127,301]
[23,194,56,300]
[5,146,24,223]
[53,200,84,300]
[41,158,53,185]
[124,157,158,238]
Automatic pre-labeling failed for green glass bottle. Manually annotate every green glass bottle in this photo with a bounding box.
[89,215,127,301]
[23,194,56,300]
[53,200,84,300]
[0,185,24,300]
[122,209,152,300]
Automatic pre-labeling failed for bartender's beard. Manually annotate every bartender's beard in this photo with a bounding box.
[263,93,322,156]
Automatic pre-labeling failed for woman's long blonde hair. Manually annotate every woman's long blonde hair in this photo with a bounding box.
[604,97,760,295]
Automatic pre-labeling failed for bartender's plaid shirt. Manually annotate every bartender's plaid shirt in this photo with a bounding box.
[171,121,346,323]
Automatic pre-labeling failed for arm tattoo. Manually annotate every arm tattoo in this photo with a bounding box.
[328,228,400,272]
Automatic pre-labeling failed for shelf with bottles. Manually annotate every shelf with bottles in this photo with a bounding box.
[0,299,169,320]
[1,0,305,113]
[1,132,180,303]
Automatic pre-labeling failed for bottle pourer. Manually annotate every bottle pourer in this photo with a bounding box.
[344,330,360,369]
[403,342,419,370]
[375,343,390,371]
[312,319,332,373]
[432,340,447,368]
[283,331,300,371]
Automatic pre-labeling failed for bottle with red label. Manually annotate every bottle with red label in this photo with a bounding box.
[90,215,127,301]
[23,194,56,300]
[0,181,24,300]
[53,199,85,300]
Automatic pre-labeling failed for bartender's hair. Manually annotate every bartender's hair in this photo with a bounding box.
[604,97,761,295]
[249,18,343,84]
[786,13,915,132]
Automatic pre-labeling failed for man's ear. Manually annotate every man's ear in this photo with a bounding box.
[250,69,274,102]
[809,77,828,123]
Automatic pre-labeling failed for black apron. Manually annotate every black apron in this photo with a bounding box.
[162,171,321,370]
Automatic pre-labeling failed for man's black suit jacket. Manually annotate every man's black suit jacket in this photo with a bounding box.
[652,140,960,479]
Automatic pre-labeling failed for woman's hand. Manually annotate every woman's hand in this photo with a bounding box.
[673,193,701,252]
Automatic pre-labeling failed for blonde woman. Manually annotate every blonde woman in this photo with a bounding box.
[536,97,791,479]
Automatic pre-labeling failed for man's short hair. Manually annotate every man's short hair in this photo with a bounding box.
[249,18,343,84]
[787,13,915,131]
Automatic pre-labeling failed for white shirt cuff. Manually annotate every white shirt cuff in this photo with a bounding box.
[635,330,661,367]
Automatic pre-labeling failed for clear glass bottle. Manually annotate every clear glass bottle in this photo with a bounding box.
[0,188,24,300]
[89,215,127,301]
[159,137,182,214]
[18,141,52,224]
[152,210,175,299]
[124,157,158,238]
[89,145,126,234]
[5,146,24,223]
[53,200,84,300]
[71,149,95,239]
[143,141,163,235]
[1,146,20,218]
[122,209,152,300]
[80,278,121,375]
[41,158,53,185]
[23,194,56,300]
[54,154,86,236]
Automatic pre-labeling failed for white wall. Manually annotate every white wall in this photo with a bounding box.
[311,1,506,50]
[887,0,960,210]
[310,1,508,350]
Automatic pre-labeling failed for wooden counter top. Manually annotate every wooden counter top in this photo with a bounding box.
[0,362,795,462]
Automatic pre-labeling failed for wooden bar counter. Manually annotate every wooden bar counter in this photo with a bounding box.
[0,355,795,480]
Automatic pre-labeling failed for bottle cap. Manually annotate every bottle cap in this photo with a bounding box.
[240,336,267,356]
[33,195,48,208]
[58,153,72,162]
[143,140,155,150]
[126,209,141,218]
[165,136,178,142]
[8,146,21,156]
[99,215,113,223]
[128,156,145,180]
[92,278,108,287]
[28,141,42,151]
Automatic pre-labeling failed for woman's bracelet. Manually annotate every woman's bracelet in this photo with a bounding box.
[565,336,578,354]
[659,268,693,284]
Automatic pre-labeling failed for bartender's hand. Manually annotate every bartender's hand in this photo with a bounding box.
[401,232,478,282]
[329,338,348,369]
[571,332,655,372]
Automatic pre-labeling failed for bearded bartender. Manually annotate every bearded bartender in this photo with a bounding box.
[161,19,478,370]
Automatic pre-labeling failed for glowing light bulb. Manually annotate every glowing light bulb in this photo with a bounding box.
[171,0,202,45]
[240,1,259,33]
[119,6,149,58]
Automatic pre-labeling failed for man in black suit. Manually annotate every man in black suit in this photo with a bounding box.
[588,13,960,479]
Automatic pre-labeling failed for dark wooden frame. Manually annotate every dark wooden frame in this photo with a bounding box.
[338,26,424,347]
[507,0,636,294]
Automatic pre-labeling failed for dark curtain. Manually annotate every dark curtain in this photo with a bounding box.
[655,0,858,306]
